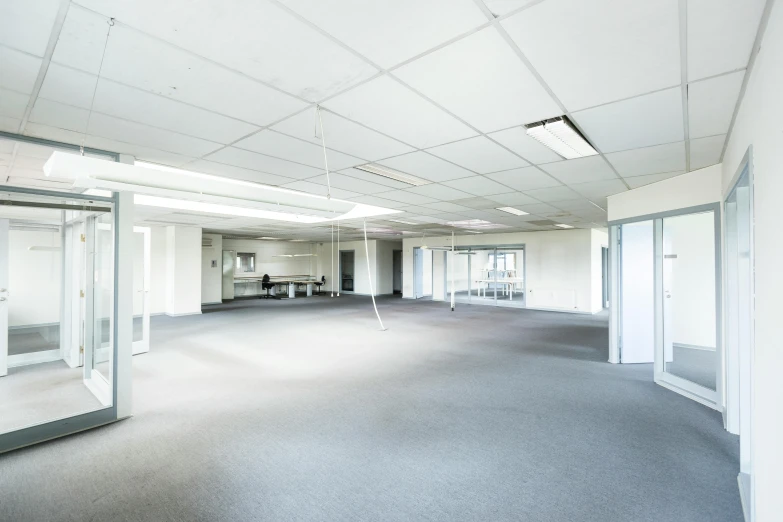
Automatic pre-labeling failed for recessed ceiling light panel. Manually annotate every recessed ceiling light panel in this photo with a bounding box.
[525,116,598,160]
[496,206,529,216]
[555,224,574,229]
[354,163,430,187]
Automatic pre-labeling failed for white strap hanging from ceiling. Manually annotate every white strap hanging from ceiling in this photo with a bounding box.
[336,220,340,297]
[451,231,455,311]
[364,219,386,331]
[81,17,115,156]
[330,222,334,297]
[316,106,332,200]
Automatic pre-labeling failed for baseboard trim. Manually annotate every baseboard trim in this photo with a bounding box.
[165,311,203,317]
[201,302,222,306]
[673,342,716,352]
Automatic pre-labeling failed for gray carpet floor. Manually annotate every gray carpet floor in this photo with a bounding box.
[667,345,717,390]
[0,295,741,522]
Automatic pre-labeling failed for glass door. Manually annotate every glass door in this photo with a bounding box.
[655,210,720,407]
[132,227,150,355]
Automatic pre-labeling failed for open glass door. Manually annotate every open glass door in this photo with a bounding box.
[655,211,720,408]
[132,226,150,355]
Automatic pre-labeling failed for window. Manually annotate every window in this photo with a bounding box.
[489,253,515,271]
[236,253,255,273]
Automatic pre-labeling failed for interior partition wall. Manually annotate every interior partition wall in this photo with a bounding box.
[450,244,526,309]
[609,204,721,409]
[0,186,133,453]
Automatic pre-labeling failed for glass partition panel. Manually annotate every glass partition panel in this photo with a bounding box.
[661,211,717,391]
[132,230,144,343]
[92,213,114,385]
[495,247,526,308]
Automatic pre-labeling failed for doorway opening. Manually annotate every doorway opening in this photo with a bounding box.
[392,249,402,295]
[412,247,433,299]
[339,250,355,292]
[450,245,526,308]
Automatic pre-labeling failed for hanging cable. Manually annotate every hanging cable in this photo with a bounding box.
[81,17,115,156]
[364,220,386,331]
[451,231,455,311]
[336,220,340,297]
[316,106,332,199]
[330,222,334,297]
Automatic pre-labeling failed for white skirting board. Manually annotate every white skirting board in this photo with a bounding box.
[165,311,203,317]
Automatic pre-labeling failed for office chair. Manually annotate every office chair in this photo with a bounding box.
[314,275,326,294]
[260,274,280,299]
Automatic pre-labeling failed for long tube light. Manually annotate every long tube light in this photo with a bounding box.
[354,163,429,186]
[525,116,598,160]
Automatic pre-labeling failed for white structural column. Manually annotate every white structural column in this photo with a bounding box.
[115,192,133,419]
[164,226,202,316]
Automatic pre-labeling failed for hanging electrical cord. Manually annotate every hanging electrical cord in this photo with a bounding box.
[336,220,340,297]
[316,106,332,200]
[364,220,386,331]
[330,222,334,297]
[451,231,455,311]
[81,17,115,156]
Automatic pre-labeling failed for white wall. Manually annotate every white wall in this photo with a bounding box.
[316,239,374,295]
[165,226,201,316]
[148,226,167,314]
[223,238,317,279]
[403,229,596,313]
[619,221,655,364]
[720,3,783,518]
[591,229,609,313]
[200,233,223,304]
[607,165,722,222]
[375,240,402,296]
[8,230,61,327]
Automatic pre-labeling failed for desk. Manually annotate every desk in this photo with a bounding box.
[473,278,525,300]
[234,275,317,298]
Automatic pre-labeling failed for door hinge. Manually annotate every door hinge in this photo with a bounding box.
[79,345,84,354]
[80,234,86,242]
[80,290,85,298]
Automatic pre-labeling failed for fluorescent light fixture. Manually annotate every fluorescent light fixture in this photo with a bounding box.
[257,237,281,240]
[555,224,574,229]
[134,195,326,223]
[525,117,598,160]
[447,219,510,230]
[289,239,309,242]
[354,163,429,187]
[272,253,316,258]
[388,219,418,225]
[495,206,529,216]
[29,246,61,252]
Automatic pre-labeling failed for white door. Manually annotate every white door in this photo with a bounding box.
[132,227,151,355]
[0,219,8,377]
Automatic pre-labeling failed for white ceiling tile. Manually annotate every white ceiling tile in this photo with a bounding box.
[539,156,617,185]
[0,116,21,133]
[0,0,61,57]
[689,134,725,170]
[404,184,472,201]
[272,109,414,160]
[572,87,684,153]
[0,88,28,119]
[605,142,686,177]
[450,197,504,209]
[502,0,681,111]
[86,112,222,157]
[427,136,528,174]
[394,27,560,132]
[338,168,412,190]
[0,46,41,94]
[345,195,410,209]
[93,80,259,144]
[524,185,582,203]
[482,0,538,17]
[234,130,364,170]
[485,192,540,206]
[37,63,97,109]
[29,98,89,133]
[205,147,322,180]
[688,71,744,139]
[569,179,628,199]
[323,76,477,149]
[687,0,766,81]
[373,190,439,205]
[186,159,296,186]
[282,0,486,68]
[485,166,560,191]
[304,172,396,195]
[441,176,511,197]
[624,171,684,189]
[92,24,308,126]
[549,199,600,212]
[76,0,378,101]
[86,135,194,167]
[486,126,564,165]
[422,202,473,213]
[49,6,110,74]
[514,202,559,215]
[379,151,475,183]
[279,180,361,200]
